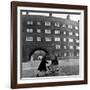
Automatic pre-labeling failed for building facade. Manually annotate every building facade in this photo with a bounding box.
[21,11,79,62]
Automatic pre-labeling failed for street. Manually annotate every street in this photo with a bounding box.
[21,59,79,78]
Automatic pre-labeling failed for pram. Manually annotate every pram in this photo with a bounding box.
[47,64,59,74]
[36,61,60,77]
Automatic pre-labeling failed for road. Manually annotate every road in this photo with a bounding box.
[21,59,79,78]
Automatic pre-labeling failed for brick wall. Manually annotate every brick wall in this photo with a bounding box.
[21,12,79,62]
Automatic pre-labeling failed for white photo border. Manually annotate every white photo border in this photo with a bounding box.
[17,7,84,84]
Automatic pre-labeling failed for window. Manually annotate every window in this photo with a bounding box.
[22,11,27,15]
[64,53,67,56]
[69,32,73,35]
[75,33,79,37]
[76,39,79,43]
[68,25,73,29]
[45,37,52,41]
[26,37,33,41]
[55,37,60,41]
[37,29,41,33]
[55,22,60,27]
[37,37,41,41]
[45,29,51,34]
[45,21,51,26]
[77,52,79,56]
[64,45,67,49]
[26,28,33,33]
[63,31,66,35]
[37,21,41,25]
[56,45,60,49]
[63,38,67,42]
[62,24,66,27]
[69,46,73,49]
[26,28,30,32]
[27,21,33,25]
[55,30,60,34]
[69,38,73,42]
[75,26,78,30]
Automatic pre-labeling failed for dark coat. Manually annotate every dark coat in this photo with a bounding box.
[38,56,48,71]
[52,56,58,65]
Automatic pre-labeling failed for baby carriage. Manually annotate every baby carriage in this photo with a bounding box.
[46,56,60,76]
[37,55,60,76]
[47,64,59,75]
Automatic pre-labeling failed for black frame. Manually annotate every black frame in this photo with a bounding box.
[11,1,88,89]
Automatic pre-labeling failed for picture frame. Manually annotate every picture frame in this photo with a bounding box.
[11,1,88,89]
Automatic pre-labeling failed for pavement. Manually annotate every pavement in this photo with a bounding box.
[21,59,79,78]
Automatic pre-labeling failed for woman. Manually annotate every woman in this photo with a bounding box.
[38,56,48,72]
[48,55,59,75]
[52,55,59,65]
[37,55,49,77]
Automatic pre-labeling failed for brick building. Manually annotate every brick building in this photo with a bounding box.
[20,11,79,62]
